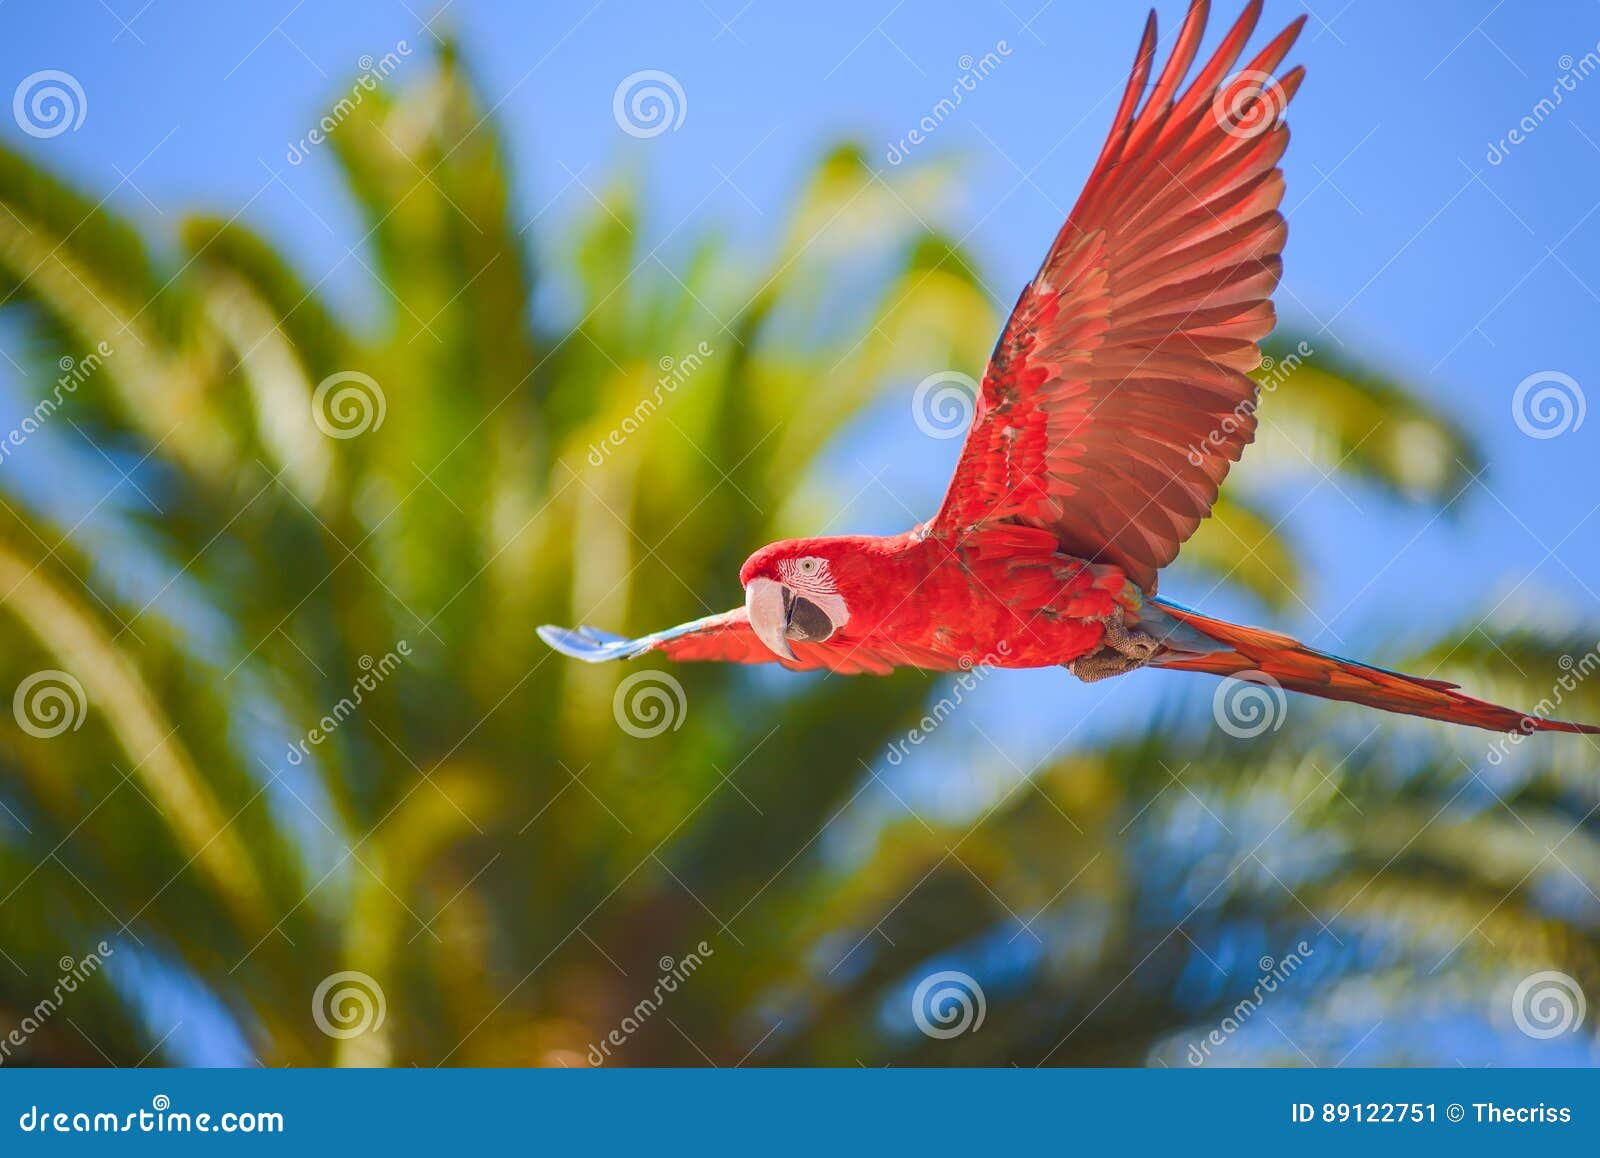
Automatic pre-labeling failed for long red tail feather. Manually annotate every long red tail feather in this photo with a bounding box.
[1149,600,1600,735]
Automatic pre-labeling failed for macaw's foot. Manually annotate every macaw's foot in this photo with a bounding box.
[1066,650,1146,682]
[1066,607,1162,683]
[1099,605,1161,662]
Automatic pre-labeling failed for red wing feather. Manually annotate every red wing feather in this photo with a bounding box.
[539,610,946,675]
[659,611,961,675]
[930,0,1307,591]
[651,610,903,674]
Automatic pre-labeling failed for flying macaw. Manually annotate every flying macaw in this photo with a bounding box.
[541,0,1599,737]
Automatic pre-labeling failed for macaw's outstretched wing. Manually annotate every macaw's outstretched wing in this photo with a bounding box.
[929,0,1305,592]
[539,610,772,665]
[538,609,944,675]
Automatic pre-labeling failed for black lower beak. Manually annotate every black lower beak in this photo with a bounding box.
[783,588,835,643]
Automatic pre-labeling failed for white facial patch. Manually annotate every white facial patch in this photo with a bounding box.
[778,556,850,631]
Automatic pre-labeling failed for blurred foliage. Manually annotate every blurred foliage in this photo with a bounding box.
[0,44,1596,1068]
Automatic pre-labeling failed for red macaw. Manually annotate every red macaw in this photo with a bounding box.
[541,0,1599,736]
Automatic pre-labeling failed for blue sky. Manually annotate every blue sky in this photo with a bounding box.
[3,0,1599,1066]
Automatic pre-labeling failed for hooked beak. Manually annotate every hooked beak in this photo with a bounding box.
[745,577,796,661]
[745,577,842,662]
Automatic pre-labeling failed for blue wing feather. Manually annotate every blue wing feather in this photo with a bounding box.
[537,613,732,663]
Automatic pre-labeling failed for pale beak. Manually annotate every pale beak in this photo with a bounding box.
[745,577,796,661]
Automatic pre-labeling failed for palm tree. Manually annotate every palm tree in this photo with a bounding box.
[0,42,1594,1067]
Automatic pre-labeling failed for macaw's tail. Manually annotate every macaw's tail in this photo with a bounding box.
[1146,598,1600,735]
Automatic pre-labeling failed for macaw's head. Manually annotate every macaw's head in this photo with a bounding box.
[738,538,859,661]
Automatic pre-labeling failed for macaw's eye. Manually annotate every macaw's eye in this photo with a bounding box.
[798,558,819,575]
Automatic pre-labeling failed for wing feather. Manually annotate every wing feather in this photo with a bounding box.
[929,1,1307,589]
[538,610,935,675]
